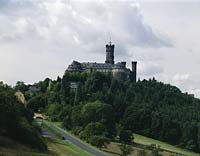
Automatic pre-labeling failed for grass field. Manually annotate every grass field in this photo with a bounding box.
[52,122,63,128]
[134,134,200,156]
[0,136,47,156]
[48,122,200,156]
[42,122,95,156]
[52,122,200,156]
[101,134,200,156]
[50,121,107,156]
[46,138,94,156]
[42,122,64,140]
[103,141,181,156]
[0,136,94,156]
[0,125,95,156]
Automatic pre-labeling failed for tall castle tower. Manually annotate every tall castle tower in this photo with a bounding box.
[67,41,137,82]
[105,41,115,64]
[132,61,137,82]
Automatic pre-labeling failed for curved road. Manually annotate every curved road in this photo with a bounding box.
[44,121,107,156]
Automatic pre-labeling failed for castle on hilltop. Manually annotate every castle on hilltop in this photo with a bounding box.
[67,42,137,82]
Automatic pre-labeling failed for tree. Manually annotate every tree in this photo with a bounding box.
[27,94,47,112]
[119,144,133,156]
[90,135,110,149]
[119,130,133,144]
[80,122,106,142]
[15,81,28,93]
[71,105,83,127]
[148,144,161,156]
[61,73,70,97]
[0,83,47,151]
[61,105,72,129]
[137,150,147,156]
[24,72,200,152]
[81,101,103,124]
[47,104,62,121]
[81,101,116,138]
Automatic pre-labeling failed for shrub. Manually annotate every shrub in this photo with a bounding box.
[89,135,110,149]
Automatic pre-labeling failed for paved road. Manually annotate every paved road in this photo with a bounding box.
[36,119,57,139]
[44,121,107,156]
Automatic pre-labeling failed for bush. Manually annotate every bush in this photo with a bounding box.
[119,130,133,144]
[119,143,133,156]
[17,118,47,152]
[71,126,83,136]
[89,135,110,149]
[80,122,106,142]
[0,86,47,152]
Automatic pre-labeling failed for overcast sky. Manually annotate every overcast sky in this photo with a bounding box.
[0,0,200,97]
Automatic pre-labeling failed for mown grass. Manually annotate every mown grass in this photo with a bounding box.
[50,121,108,155]
[42,122,64,140]
[134,134,200,156]
[46,137,94,156]
[42,121,95,156]
[0,136,93,156]
[52,122,63,128]
[0,122,95,156]
[49,122,200,156]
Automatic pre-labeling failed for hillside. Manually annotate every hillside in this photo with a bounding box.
[0,135,95,156]
[103,136,200,156]
[45,121,200,156]
[0,136,46,156]
[13,72,200,153]
[133,134,200,156]
[0,83,47,152]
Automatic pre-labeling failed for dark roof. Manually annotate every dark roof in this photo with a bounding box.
[81,62,113,69]
[67,61,131,72]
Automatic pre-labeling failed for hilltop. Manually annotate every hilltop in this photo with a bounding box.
[1,71,200,156]
[17,72,200,154]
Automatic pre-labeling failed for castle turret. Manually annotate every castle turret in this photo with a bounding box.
[131,61,137,82]
[105,41,114,64]
[121,62,126,68]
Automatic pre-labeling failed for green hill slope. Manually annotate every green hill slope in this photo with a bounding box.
[0,136,94,156]
[134,134,200,156]
[0,136,47,156]
[16,72,200,153]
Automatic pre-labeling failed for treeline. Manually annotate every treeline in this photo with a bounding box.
[22,72,200,152]
[0,82,47,151]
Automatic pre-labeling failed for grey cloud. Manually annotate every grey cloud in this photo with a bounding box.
[138,61,164,76]
[169,73,200,98]
[0,0,176,86]
[0,0,173,56]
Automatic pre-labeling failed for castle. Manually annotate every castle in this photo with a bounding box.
[67,42,137,82]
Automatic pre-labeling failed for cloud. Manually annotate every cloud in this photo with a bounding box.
[172,73,190,85]
[138,61,164,77]
[0,0,172,54]
[189,89,200,98]
[0,0,199,100]
[169,73,200,98]
[0,0,175,86]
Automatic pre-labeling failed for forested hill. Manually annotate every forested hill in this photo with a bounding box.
[0,82,47,152]
[17,72,200,152]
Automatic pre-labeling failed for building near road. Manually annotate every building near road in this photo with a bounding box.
[67,42,137,82]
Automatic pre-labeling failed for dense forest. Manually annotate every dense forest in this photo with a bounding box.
[0,82,47,151]
[14,72,200,152]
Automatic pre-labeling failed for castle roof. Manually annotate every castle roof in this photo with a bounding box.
[67,61,131,72]
[81,62,113,70]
